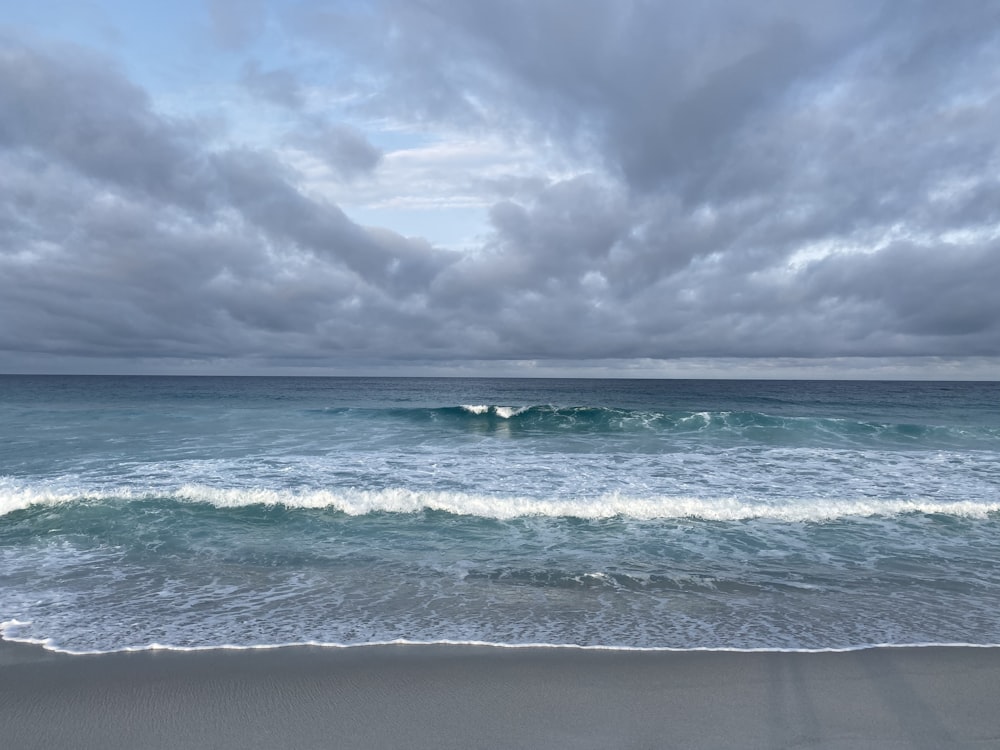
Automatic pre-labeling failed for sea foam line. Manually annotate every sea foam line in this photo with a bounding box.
[2,480,999,521]
[3,620,999,657]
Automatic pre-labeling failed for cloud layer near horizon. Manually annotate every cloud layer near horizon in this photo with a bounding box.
[2,1,999,374]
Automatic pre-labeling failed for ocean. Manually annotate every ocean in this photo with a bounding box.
[1,375,998,654]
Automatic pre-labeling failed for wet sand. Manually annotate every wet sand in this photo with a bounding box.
[2,639,999,749]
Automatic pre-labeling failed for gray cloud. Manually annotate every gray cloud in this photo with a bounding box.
[2,2,1000,374]
[241,60,305,109]
[0,40,213,212]
[293,121,383,179]
[207,0,266,50]
[0,37,455,365]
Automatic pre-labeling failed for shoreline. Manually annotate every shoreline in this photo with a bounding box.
[5,627,1000,656]
[3,639,999,749]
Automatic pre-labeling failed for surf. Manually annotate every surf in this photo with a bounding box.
[309,404,1000,449]
[3,482,1000,521]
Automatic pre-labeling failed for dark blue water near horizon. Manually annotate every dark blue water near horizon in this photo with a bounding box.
[2,375,999,653]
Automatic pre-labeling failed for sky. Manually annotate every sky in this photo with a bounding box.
[1,0,999,379]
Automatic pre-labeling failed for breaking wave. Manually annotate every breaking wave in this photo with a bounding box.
[3,482,999,521]
[349,405,1000,447]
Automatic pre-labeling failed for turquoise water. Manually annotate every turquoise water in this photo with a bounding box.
[1,376,999,652]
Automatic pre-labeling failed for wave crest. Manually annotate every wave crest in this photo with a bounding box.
[371,405,998,447]
[459,404,529,418]
[3,482,998,522]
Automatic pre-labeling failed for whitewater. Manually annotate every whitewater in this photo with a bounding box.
[1,375,998,653]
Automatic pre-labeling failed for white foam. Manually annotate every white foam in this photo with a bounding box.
[3,479,999,521]
[0,481,97,516]
[460,404,490,415]
[2,618,998,658]
[493,406,528,419]
[459,405,529,418]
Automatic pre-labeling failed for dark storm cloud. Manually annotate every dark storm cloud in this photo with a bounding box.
[2,1,1000,372]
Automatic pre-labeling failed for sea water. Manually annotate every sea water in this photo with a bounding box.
[1,375,998,653]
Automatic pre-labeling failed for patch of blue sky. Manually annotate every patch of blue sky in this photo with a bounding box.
[2,1,214,88]
[349,204,488,252]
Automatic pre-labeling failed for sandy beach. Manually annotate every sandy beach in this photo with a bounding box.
[2,639,998,749]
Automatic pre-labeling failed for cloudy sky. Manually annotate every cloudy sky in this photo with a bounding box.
[1,0,999,378]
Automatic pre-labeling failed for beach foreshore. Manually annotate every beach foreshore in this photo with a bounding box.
[2,639,998,749]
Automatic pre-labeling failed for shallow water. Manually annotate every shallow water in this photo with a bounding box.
[2,376,998,652]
